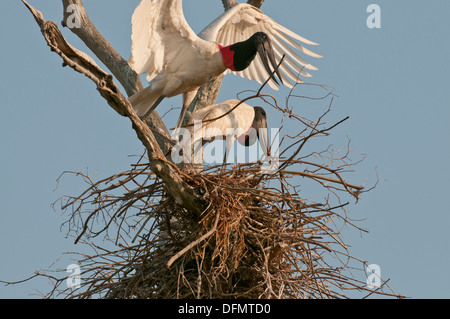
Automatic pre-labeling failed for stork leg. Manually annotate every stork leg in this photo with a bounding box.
[176,90,199,129]
[176,101,189,130]
[221,136,235,172]
[141,95,165,121]
[221,151,228,172]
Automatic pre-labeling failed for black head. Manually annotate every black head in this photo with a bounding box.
[253,106,267,129]
[230,32,283,85]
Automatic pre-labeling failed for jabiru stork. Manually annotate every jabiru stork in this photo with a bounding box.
[128,1,320,127]
[186,99,270,167]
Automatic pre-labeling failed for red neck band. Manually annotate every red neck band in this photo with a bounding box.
[237,124,253,145]
[218,44,236,71]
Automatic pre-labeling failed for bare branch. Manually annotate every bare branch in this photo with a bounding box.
[247,0,264,8]
[61,0,139,97]
[22,0,205,215]
[221,0,238,10]
[167,210,220,268]
[61,0,172,154]
[222,0,265,9]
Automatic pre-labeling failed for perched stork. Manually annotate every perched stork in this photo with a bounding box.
[129,1,320,127]
[186,99,270,167]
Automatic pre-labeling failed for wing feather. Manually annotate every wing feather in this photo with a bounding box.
[190,100,254,139]
[273,29,322,59]
[198,3,321,87]
[129,0,201,80]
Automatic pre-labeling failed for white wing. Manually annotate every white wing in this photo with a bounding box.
[189,99,254,139]
[198,3,321,90]
[129,0,202,82]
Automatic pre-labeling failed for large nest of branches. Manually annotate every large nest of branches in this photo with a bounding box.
[54,161,359,299]
[104,168,353,299]
[38,99,400,299]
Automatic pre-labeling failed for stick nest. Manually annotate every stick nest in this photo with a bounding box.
[44,155,400,299]
[119,167,311,299]
[21,94,402,299]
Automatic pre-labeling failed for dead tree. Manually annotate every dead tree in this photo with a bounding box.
[8,0,403,299]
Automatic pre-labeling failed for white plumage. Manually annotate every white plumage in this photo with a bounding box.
[186,99,270,165]
[129,0,227,119]
[188,99,254,139]
[129,0,320,126]
[198,3,321,90]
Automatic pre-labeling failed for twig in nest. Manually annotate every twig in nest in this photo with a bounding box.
[167,209,219,269]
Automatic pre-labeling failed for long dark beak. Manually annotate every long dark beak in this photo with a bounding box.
[257,40,283,86]
[255,115,271,158]
[258,126,271,158]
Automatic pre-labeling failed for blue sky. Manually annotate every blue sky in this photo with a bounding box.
[1,0,449,298]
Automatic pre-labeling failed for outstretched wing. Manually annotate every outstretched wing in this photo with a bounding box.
[198,3,321,90]
[129,0,201,81]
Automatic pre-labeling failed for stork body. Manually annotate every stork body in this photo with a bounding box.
[187,99,270,167]
[129,1,320,126]
[129,40,227,119]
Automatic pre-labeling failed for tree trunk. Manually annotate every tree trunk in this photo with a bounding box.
[23,0,205,214]
[61,0,173,155]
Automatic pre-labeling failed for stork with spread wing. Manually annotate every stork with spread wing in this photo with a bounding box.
[129,1,320,128]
